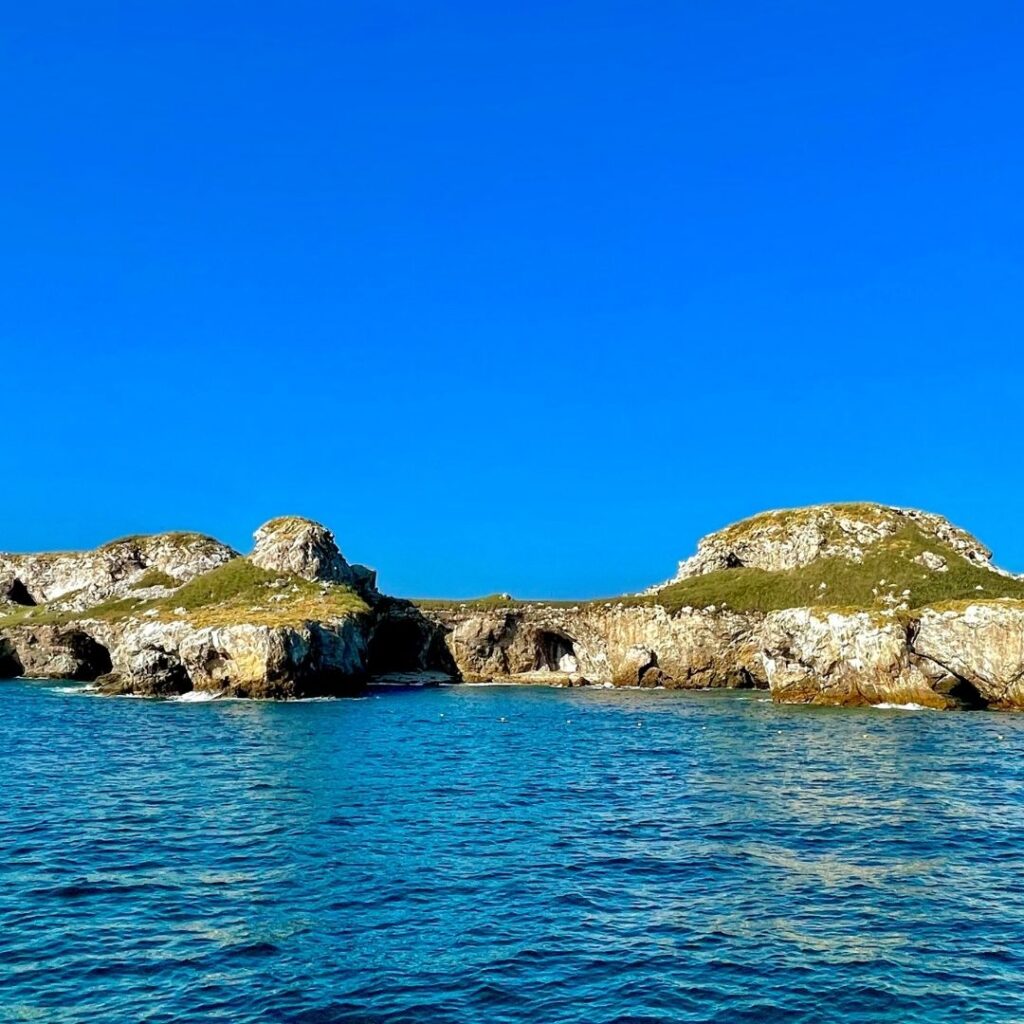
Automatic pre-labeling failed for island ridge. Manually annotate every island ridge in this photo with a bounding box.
[3,504,1024,710]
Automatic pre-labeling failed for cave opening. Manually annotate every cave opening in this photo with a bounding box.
[3,579,37,607]
[533,631,578,673]
[367,617,429,675]
[934,674,988,710]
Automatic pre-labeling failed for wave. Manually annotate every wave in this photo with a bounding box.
[871,702,935,711]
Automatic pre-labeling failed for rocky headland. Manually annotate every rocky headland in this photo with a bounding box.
[3,504,1024,709]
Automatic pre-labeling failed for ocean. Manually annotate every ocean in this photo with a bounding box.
[1,680,1022,1023]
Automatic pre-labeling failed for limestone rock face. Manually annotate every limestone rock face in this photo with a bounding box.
[597,605,761,688]
[617,645,657,686]
[913,604,1024,709]
[0,533,236,610]
[422,604,764,689]
[759,609,950,708]
[420,599,1024,710]
[250,517,374,595]
[178,621,367,698]
[661,504,992,584]
[2,625,113,681]
[96,620,193,696]
[94,617,368,698]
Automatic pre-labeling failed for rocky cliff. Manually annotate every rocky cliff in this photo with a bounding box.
[414,503,1024,710]
[0,517,388,698]
[0,532,237,610]
[3,503,1024,710]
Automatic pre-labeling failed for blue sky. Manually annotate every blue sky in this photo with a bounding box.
[3,1,1022,596]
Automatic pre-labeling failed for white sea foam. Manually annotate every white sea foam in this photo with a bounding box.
[173,690,223,703]
[872,702,933,711]
[170,692,364,703]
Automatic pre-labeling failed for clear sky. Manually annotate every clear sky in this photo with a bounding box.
[3,2,1023,596]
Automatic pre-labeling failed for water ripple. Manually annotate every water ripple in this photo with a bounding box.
[1,681,1023,1022]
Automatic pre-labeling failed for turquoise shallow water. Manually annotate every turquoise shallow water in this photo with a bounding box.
[1,681,1023,1023]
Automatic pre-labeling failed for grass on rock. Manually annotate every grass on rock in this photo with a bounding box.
[3,521,1022,631]
[162,559,368,627]
[0,558,368,630]
[635,525,1024,614]
[415,525,1024,616]
[132,569,178,590]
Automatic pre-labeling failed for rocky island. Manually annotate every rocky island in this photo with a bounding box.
[3,504,1024,710]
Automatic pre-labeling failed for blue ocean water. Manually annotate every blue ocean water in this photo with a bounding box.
[1,681,1023,1024]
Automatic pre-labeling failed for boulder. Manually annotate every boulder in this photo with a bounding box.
[914,551,949,573]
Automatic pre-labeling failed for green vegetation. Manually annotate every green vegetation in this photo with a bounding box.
[0,594,148,628]
[636,525,1024,615]
[161,559,367,627]
[414,524,1024,618]
[713,502,898,544]
[0,558,368,630]
[132,569,178,590]
[168,558,280,609]
[3,512,1020,631]
[0,605,51,627]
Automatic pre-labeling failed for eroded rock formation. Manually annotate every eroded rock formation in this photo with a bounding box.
[913,604,1024,709]
[0,533,237,610]
[251,516,378,599]
[3,625,113,682]
[419,604,763,689]
[657,504,994,585]
[3,503,1024,710]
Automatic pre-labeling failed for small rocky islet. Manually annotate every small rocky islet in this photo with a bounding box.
[3,505,1024,710]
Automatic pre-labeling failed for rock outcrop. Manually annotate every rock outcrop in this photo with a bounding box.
[658,504,994,585]
[251,516,377,597]
[3,625,113,681]
[89,616,370,699]
[3,504,1024,710]
[0,518,379,698]
[418,598,1024,710]
[0,533,237,610]
[177,620,367,698]
[913,604,1024,710]
[759,609,948,708]
[419,604,763,689]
